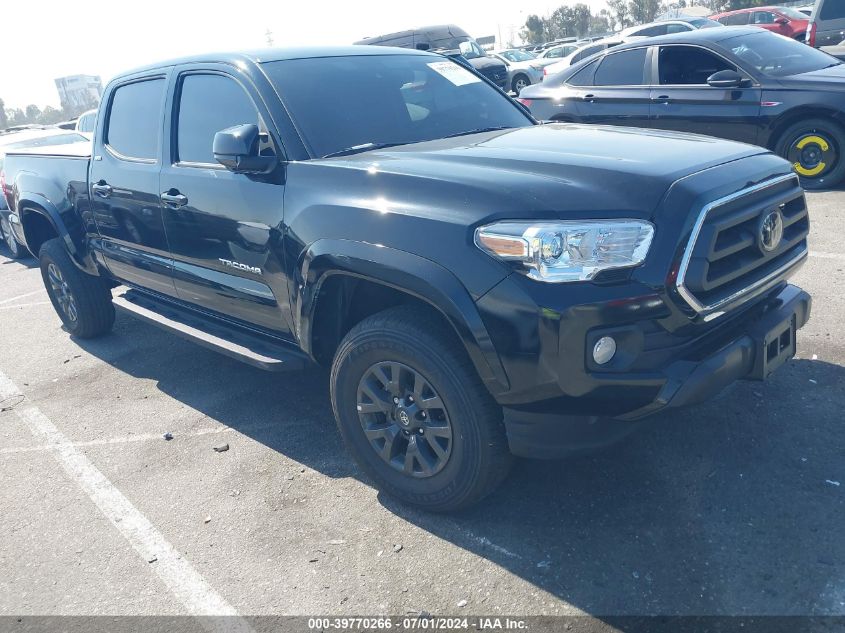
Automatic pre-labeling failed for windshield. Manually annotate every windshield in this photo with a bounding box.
[262,55,532,159]
[501,50,537,62]
[724,31,840,76]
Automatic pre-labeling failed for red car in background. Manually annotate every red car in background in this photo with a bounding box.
[710,6,810,40]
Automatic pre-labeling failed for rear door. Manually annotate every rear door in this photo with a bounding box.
[649,44,762,145]
[159,66,292,335]
[88,75,175,296]
[571,47,652,128]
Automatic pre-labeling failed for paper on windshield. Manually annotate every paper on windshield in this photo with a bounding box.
[427,61,482,86]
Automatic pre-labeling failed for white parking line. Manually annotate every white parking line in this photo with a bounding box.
[0,289,45,305]
[0,421,278,455]
[0,370,253,632]
[810,251,845,261]
[0,301,51,311]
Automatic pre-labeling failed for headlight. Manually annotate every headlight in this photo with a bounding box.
[475,220,654,283]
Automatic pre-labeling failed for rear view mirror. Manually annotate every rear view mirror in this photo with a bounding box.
[707,70,751,89]
[213,124,277,174]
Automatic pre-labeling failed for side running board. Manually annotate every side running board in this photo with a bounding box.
[112,290,311,372]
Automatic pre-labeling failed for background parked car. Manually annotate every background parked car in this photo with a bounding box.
[807,0,845,48]
[711,6,810,40]
[518,27,845,189]
[538,43,580,60]
[542,41,623,77]
[0,129,89,258]
[618,18,722,39]
[490,49,545,93]
[355,25,508,89]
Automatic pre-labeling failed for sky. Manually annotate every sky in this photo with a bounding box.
[0,0,609,111]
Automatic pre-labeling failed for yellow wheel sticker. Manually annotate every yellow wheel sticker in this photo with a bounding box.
[793,135,830,176]
[793,161,827,177]
[795,135,829,151]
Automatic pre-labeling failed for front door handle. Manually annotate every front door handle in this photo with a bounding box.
[161,190,188,208]
[654,95,672,104]
[582,93,597,102]
[92,181,112,198]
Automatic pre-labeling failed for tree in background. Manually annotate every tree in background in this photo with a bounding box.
[2,97,97,130]
[520,14,547,44]
[606,0,633,31]
[629,0,662,24]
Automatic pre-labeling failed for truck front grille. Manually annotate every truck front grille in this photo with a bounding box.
[676,174,809,318]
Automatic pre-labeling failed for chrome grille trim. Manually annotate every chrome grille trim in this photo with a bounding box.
[676,173,807,321]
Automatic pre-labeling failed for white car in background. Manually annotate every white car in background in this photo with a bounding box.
[490,49,546,93]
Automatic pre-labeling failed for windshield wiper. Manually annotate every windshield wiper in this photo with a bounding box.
[321,142,407,159]
[442,126,515,139]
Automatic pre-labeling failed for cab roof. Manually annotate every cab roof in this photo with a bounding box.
[117,46,436,79]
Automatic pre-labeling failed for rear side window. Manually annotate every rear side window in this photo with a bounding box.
[666,23,693,33]
[593,48,648,85]
[819,0,845,20]
[720,12,750,25]
[566,59,599,86]
[635,25,668,36]
[106,78,165,160]
[176,74,259,165]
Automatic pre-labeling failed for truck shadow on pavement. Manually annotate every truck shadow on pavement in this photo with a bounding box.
[74,312,845,617]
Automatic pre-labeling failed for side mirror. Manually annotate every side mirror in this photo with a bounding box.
[213,124,276,174]
[775,16,789,24]
[707,70,751,88]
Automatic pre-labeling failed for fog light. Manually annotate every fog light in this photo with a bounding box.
[592,336,617,365]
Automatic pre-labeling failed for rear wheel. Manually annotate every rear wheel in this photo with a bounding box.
[0,215,26,259]
[39,238,115,338]
[330,305,512,512]
[775,118,845,190]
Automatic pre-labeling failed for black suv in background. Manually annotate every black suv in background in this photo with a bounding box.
[2,47,811,511]
[520,27,845,189]
[355,25,508,89]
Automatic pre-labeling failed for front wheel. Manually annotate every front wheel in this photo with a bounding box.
[512,74,530,94]
[330,305,512,512]
[39,238,115,338]
[775,118,845,190]
[0,215,27,259]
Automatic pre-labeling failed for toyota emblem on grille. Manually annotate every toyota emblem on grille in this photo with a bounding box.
[758,209,784,253]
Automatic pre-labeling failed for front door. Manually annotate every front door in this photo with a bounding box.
[89,75,175,296]
[572,47,652,128]
[159,68,292,336]
[649,45,762,146]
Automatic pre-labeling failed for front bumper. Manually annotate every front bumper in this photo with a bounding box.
[496,284,811,458]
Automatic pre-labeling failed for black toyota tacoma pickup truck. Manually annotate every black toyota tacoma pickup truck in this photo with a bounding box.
[1,46,811,511]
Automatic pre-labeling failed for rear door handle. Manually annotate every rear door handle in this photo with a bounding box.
[654,95,672,104]
[161,190,188,208]
[92,182,112,197]
[582,93,597,102]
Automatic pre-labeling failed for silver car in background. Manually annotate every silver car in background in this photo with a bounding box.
[490,49,545,93]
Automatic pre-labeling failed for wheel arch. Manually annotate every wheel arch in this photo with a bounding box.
[296,239,510,395]
[766,107,845,151]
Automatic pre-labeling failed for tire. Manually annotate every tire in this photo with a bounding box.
[0,215,27,259]
[512,74,530,95]
[39,238,115,338]
[774,118,845,190]
[330,305,512,512]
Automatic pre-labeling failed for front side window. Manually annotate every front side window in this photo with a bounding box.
[176,74,259,165]
[262,55,531,158]
[593,48,648,85]
[658,46,736,84]
[106,78,165,160]
[753,11,776,24]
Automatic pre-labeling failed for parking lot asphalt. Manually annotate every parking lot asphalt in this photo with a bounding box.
[0,188,843,621]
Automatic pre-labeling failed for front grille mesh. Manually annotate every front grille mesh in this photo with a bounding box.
[678,175,809,313]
